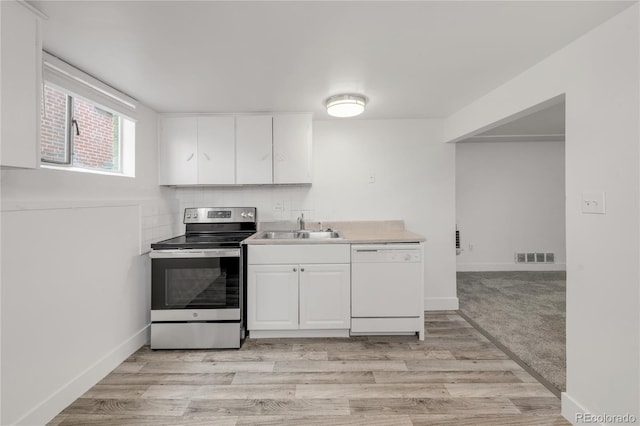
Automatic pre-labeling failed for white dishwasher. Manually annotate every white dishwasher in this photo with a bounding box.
[351,243,424,340]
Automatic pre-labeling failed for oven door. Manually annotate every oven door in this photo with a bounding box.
[150,249,241,321]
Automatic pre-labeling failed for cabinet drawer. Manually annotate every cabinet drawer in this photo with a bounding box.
[247,244,350,264]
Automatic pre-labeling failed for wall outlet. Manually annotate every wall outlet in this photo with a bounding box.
[274,201,283,211]
[582,191,606,214]
[368,173,375,183]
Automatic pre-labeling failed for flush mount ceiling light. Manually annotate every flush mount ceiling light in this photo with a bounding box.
[325,94,367,118]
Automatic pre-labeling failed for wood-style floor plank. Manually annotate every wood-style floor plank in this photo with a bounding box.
[184,398,350,417]
[79,385,150,399]
[232,371,376,385]
[349,397,521,415]
[509,396,563,415]
[54,414,238,426]
[142,384,296,400]
[274,360,407,372]
[235,414,413,426]
[204,350,328,362]
[60,398,189,416]
[48,312,567,426]
[326,350,430,361]
[405,359,524,372]
[372,370,523,384]
[98,372,235,386]
[410,413,571,425]
[294,383,449,399]
[139,361,274,374]
[444,383,555,398]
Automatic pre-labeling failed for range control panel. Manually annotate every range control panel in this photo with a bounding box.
[184,207,257,224]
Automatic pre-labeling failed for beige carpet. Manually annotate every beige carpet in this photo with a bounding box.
[457,271,566,392]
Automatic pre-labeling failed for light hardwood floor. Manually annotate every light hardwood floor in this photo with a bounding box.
[48,312,570,425]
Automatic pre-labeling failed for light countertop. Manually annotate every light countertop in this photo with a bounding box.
[243,220,426,245]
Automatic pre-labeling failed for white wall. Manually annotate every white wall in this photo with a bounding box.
[456,141,566,271]
[444,5,639,424]
[0,104,179,425]
[176,119,458,310]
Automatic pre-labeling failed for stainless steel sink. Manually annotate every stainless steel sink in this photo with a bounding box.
[297,231,342,239]
[260,231,299,239]
[257,230,342,240]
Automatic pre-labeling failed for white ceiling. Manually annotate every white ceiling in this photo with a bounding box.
[31,1,632,119]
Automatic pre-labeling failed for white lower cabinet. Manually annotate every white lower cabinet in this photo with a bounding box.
[247,244,351,335]
[299,264,350,329]
[247,265,299,330]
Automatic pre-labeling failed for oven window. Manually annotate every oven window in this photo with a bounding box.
[152,257,239,310]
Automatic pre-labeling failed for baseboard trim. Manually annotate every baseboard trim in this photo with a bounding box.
[249,329,350,339]
[457,262,566,272]
[561,392,597,425]
[424,297,459,311]
[16,325,150,426]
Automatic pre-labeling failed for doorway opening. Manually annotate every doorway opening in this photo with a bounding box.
[454,99,567,396]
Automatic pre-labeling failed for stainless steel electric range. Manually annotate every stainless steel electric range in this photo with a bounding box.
[149,207,257,349]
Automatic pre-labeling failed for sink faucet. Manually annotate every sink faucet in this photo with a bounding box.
[297,213,305,230]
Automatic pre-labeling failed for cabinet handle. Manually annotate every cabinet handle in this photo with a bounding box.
[186,153,194,162]
[301,268,305,272]
[293,268,297,272]
[203,152,211,161]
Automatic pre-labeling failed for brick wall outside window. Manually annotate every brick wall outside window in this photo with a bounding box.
[40,86,68,163]
[41,85,121,171]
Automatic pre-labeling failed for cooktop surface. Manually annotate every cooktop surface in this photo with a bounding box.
[151,232,255,250]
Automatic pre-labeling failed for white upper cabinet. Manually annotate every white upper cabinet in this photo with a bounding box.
[158,113,312,185]
[236,115,272,184]
[197,116,235,184]
[158,117,198,185]
[273,113,312,184]
[159,116,234,185]
[1,0,41,169]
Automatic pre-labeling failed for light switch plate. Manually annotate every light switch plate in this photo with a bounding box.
[582,191,606,214]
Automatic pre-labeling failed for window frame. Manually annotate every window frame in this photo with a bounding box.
[40,81,134,176]
[41,51,137,177]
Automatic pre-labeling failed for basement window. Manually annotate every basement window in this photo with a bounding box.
[40,52,137,177]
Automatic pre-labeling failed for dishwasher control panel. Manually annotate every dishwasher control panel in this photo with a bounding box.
[351,244,422,263]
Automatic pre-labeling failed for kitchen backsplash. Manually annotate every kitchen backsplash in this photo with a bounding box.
[175,186,315,229]
[140,197,182,254]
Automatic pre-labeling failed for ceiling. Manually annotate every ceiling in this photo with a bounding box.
[460,101,566,143]
[31,1,632,119]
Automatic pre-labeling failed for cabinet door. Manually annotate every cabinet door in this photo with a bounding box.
[236,115,272,184]
[273,114,312,184]
[197,116,235,184]
[158,117,198,185]
[299,264,350,329]
[247,265,299,330]
[1,0,40,168]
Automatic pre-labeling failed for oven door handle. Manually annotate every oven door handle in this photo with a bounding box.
[149,249,240,259]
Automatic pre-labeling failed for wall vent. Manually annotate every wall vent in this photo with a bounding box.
[515,252,555,263]
[455,226,462,255]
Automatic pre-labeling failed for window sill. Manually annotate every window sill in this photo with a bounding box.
[41,163,135,178]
